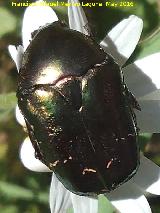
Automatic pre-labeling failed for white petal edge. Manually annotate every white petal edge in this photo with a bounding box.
[20,137,51,172]
[70,193,98,213]
[106,181,151,213]
[68,0,90,35]
[8,45,24,71]
[50,174,72,213]
[133,155,160,195]
[22,0,58,50]
[16,105,26,127]
[100,15,143,66]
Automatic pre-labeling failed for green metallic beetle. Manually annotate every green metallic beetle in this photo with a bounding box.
[17,21,140,196]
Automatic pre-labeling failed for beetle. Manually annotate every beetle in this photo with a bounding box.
[17,21,140,196]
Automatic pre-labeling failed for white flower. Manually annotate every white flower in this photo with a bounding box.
[9,0,160,212]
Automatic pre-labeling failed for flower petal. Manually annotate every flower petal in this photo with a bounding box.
[138,89,160,101]
[50,174,72,213]
[123,53,160,98]
[133,154,160,196]
[106,181,151,213]
[68,0,90,35]
[134,53,160,89]
[70,193,98,213]
[100,15,143,66]
[123,55,160,133]
[20,137,51,172]
[135,100,160,133]
[15,105,26,127]
[22,0,58,50]
[8,45,24,71]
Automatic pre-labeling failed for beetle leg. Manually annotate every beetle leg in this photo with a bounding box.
[25,119,45,161]
[123,85,140,133]
[84,22,93,38]
[124,85,141,111]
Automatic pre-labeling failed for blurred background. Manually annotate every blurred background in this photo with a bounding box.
[0,0,160,212]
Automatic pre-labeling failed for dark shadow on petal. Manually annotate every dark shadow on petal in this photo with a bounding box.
[100,36,128,66]
[132,155,160,195]
[104,180,142,201]
[123,63,160,133]
[123,64,157,99]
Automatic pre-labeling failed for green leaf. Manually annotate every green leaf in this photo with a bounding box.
[98,195,114,213]
[0,181,34,200]
[137,28,160,60]
[37,192,49,204]
[0,92,17,111]
[0,181,48,203]
[0,109,12,121]
[67,195,115,213]
[138,133,152,151]
[67,208,74,213]
[0,93,17,121]
[0,205,18,213]
[0,7,17,37]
